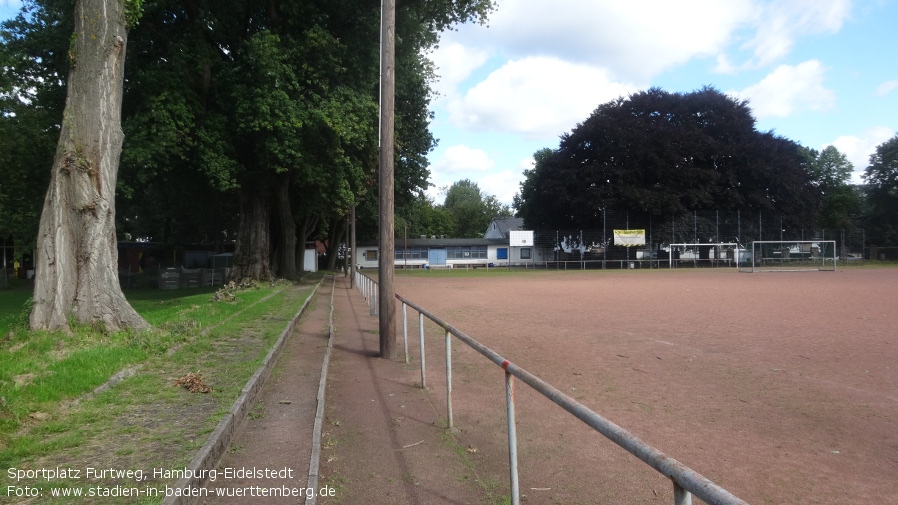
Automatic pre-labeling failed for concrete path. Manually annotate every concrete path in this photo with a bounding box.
[201,279,333,504]
[200,275,489,504]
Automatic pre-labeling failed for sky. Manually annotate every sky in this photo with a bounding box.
[3,0,896,206]
[425,0,898,205]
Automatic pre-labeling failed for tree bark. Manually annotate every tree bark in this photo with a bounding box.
[296,214,318,273]
[325,217,346,272]
[273,174,297,279]
[230,186,271,282]
[30,0,149,332]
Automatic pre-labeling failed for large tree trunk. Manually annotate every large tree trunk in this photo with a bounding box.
[325,217,346,271]
[30,0,148,332]
[230,186,270,282]
[296,214,318,273]
[273,175,297,279]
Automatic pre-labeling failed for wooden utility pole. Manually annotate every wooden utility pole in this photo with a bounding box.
[350,205,356,289]
[378,0,397,359]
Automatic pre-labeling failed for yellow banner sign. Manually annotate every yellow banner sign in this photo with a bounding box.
[613,229,646,247]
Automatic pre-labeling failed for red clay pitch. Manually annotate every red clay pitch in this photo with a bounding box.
[387,268,898,505]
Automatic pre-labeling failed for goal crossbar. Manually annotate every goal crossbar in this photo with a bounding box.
[739,240,837,273]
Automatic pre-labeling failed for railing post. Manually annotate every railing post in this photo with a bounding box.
[674,481,692,505]
[419,312,426,389]
[370,284,378,316]
[445,329,453,430]
[402,302,409,364]
[505,370,520,505]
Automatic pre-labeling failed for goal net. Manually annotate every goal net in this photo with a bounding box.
[667,243,740,268]
[738,240,837,272]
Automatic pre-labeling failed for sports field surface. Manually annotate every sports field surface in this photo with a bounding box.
[392,268,898,504]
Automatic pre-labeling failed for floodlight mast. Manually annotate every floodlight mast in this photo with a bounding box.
[378,0,397,360]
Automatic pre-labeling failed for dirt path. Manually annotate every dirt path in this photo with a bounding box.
[317,277,491,505]
[201,279,334,503]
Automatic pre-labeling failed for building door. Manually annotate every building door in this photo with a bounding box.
[428,247,447,266]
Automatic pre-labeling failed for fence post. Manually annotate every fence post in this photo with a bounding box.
[402,302,409,364]
[445,329,453,430]
[505,370,521,505]
[370,287,378,316]
[419,312,426,389]
[674,481,692,505]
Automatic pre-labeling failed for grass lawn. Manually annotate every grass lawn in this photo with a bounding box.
[0,275,323,503]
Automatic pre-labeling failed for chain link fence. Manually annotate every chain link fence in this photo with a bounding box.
[534,210,868,269]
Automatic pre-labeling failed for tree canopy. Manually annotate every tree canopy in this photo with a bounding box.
[513,87,822,231]
[803,145,861,230]
[442,179,510,238]
[863,134,898,244]
[2,0,496,279]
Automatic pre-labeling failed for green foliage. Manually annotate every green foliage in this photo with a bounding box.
[802,145,861,230]
[2,0,497,274]
[397,194,455,238]
[442,179,511,238]
[513,87,821,230]
[0,0,72,244]
[0,281,317,488]
[122,0,143,28]
[863,134,898,244]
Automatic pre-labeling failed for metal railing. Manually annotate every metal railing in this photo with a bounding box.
[354,270,748,505]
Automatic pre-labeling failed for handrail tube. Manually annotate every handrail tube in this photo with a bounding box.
[358,273,747,505]
[394,291,747,505]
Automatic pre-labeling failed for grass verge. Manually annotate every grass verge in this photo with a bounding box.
[0,274,322,503]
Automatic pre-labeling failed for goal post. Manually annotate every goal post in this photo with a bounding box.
[738,240,837,272]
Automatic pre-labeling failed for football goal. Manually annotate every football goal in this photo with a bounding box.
[738,240,837,272]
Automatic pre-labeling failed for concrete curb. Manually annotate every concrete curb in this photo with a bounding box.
[163,279,323,505]
[304,275,336,505]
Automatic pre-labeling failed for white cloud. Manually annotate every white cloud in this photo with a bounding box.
[447,56,636,140]
[426,145,496,203]
[429,43,490,105]
[734,60,834,118]
[449,0,750,83]
[738,0,851,69]
[829,126,897,184]
[478,167,526,207]
[432,145,494,174]
[426,149,530,206]
[875,79,898,97]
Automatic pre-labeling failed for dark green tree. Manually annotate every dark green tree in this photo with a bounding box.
[802,145,861,230]
[3,0,497,282]
[396,194,455,239]
[513,87,822,230]
[863,134,898,244]
[443,179,510,237]
[0,0,73,254]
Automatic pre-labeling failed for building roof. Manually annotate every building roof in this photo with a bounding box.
[484,217,525,239]
[359,237,508,248]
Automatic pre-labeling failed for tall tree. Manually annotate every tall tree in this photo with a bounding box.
[30,0,148,331]
[513,87,821,230]
[803,145,861,230]
[0,0,73,254]
[863,134,898,244]
[5,0,496,283]
[443,179,510,237]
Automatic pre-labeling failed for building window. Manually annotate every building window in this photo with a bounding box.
[520,247,532,260]
[365,250,378,261]
[447,246,487,260]
[395,247,427,260]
